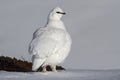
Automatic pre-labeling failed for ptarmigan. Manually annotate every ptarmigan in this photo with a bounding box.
[28,7,72,72]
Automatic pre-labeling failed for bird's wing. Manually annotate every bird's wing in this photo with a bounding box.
[29,28,66,56]
[28,27,46,54]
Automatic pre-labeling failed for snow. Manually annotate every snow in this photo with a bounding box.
[0,69,120,80]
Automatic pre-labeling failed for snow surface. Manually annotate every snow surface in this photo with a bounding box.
[0,69,120,80]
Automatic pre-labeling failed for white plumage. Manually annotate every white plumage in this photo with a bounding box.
[28,7,72,72]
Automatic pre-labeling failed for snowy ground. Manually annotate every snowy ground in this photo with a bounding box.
[0,69,120,80]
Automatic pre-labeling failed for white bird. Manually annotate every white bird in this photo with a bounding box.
[28,7,72,72]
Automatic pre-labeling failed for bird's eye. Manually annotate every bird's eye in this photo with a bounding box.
[56,12,61,14]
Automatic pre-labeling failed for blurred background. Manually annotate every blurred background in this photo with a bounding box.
[0,0,120,69]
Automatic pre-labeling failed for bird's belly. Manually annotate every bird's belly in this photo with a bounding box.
[43,40,71,66]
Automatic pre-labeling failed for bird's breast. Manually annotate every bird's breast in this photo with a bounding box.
[40,28,66,41]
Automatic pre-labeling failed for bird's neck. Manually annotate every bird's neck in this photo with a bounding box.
[46,19,66,30]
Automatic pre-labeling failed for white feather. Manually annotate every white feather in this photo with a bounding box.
[32,55,46,71]
[28,7,72,71]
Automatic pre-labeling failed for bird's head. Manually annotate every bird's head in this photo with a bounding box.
[48,7,66,21]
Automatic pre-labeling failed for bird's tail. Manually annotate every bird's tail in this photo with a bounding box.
[32,55,46,71]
